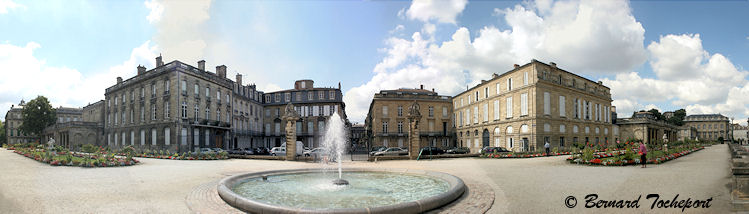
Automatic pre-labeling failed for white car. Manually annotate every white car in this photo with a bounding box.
[270,147,286,156]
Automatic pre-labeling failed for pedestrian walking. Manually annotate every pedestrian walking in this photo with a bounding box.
[639,142,648,168]
[544,141,550,155]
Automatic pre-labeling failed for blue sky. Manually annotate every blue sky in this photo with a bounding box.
[1,0,748,125]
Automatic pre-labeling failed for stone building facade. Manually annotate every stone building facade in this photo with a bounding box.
[365,87,453,149]
[4,100,35,144]
[731,122,747,144]
[684,114,730,142]
[454,60,616,153]
[617,111,679,144]
[43,101,106,149]
[678,125,698,141]
[230,74,265,149]
[261,80,346,149]
[104,57,234,153]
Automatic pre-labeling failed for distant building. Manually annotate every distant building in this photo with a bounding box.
[677,125,698,141]
[365,86,453,149]
[44,101,105,149]
[617,111,678,144]
[731,122,747,144]
[684,114,730,142]
[4,100,35,144]
[261,80,346,149]
[230,74,265,149]
[350,123,365,148]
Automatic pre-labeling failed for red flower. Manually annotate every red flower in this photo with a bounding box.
[591,159,602,164]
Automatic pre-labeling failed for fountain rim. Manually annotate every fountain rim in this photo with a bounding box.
[217,168,466,214]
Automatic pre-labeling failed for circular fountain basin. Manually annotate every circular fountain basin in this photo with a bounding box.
[217,168,466,214]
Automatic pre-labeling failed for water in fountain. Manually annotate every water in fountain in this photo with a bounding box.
[322,111,347,183]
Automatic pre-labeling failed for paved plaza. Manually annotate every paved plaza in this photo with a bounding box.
[0,144,731,214]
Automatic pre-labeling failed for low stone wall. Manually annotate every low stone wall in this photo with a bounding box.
[228,154,315,162]
[217,168,466,214]
[729,143,749,212]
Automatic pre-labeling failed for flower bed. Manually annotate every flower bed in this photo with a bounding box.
[128,150,229,160]
[567,145,704,166]
[11,146,138,167]
[481,151,572,159]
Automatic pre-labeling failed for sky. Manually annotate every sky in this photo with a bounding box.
[0,0,748,125]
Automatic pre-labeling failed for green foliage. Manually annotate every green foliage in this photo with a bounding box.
[19,96,57,142]
[0,119,5,145]
[667,109,686,126]
[582,148,594,161]
[81,144,97,154]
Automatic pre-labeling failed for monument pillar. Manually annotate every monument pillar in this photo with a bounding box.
[407,101,422,160]
[282,103,300,161]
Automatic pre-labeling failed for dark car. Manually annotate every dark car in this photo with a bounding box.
[242,148,255,155]
[480,147,510,154]
[227,148,244,155]
[445,147,470,154]
[254,147,270,155]
[369,146,388,156]
[419,147,444,155]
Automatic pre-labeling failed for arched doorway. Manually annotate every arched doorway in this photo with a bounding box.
[482,129,490,147]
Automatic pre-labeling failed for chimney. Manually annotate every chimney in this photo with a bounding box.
[236,73,243,86]
[216,65,227,78]
[155,55,163,67]
[338,82,341,89]
[492,73,499,78]
[432,88,435,92]
[550,62,557,68]
[513,64,519,69]
[117,77,123,84]
[198,60,205,70]
[137,65,146,75]
[420,84,424,90]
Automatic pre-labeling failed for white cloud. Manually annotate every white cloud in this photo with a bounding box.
[345,0,647,122]
[147,0,212,64]
[144,0,164,24]
[406,0,467,24]
[0,0,24,14]
[605,33,749,120]
[0,41,157,118]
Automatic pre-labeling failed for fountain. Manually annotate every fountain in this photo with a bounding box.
[217,106,465,213]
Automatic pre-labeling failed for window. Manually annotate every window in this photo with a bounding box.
[216,110,220,122]
[275,94,280,102]
[473,106,478,124]
[319,91,324,100]
[115,133,118,146]
[543,92,550,115]
[141,87,145,98]
[140,106,145,121]
[560,124,566,133]
[122,111,126,124]
[506,97,513,118]
[442,107,448,117]
[382,121,388,132]
[575,99,581,119]
[194,129,199,146]
[152,104,156,120]
[151,129,156,145]
[194,83,199,95]
[131,131,135,145]
[275,123,280,135]
[193,104,199,121]
[560,137,565,147]
[295,92,300,101]
[205,130,210,146]
[205,107,210,120]
[466,109,470,125]
[307,92,313,100]
[329,91,335,100]
[122,132,125,146]
[165,80,170,93]
[181,102,187,118]
[520,93,528,116]
[524,72,528,85]
[397,106,403,116]
[164,102,170,118]
[507,78,512,91]
[181,80,187,92]
[397,121,403,133]
[482,103,488,122]
[493,100,500,120]
[429,106,434,117]
[495,83,500,95]
[458,111,463,127]
[206,87,210,98]
[559,96,566,117]
[484,87,488,98]
[382,106,388,116]
[285,92,290,102]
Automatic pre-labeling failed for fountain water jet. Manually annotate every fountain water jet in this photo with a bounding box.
[322,111,348,185]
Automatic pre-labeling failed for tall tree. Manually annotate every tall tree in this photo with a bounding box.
[647,108,664,121]
[667,109,687,126]
[19,96,56,143]
[0,119,5,145]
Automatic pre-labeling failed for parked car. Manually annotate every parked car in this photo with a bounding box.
[254,147,270,155]
[369,146,388,156]
[373,147,408,156]
[445,147,470,154]
[242,148,255,155]
[480,147,510,154]
[305,147,336,160]
[419,147,444,155]
[227,148,244,155]
[270,147,286,156]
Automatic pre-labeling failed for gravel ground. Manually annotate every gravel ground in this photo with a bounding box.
[0,144,730,214]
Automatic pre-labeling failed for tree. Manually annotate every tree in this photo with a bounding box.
[667,109,686,126]
[19,96,56,143]
[647,108,664,121]
[0,120,5,145]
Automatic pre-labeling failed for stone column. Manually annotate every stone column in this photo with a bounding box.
[407,101,422,160]
[281,103,300,161]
